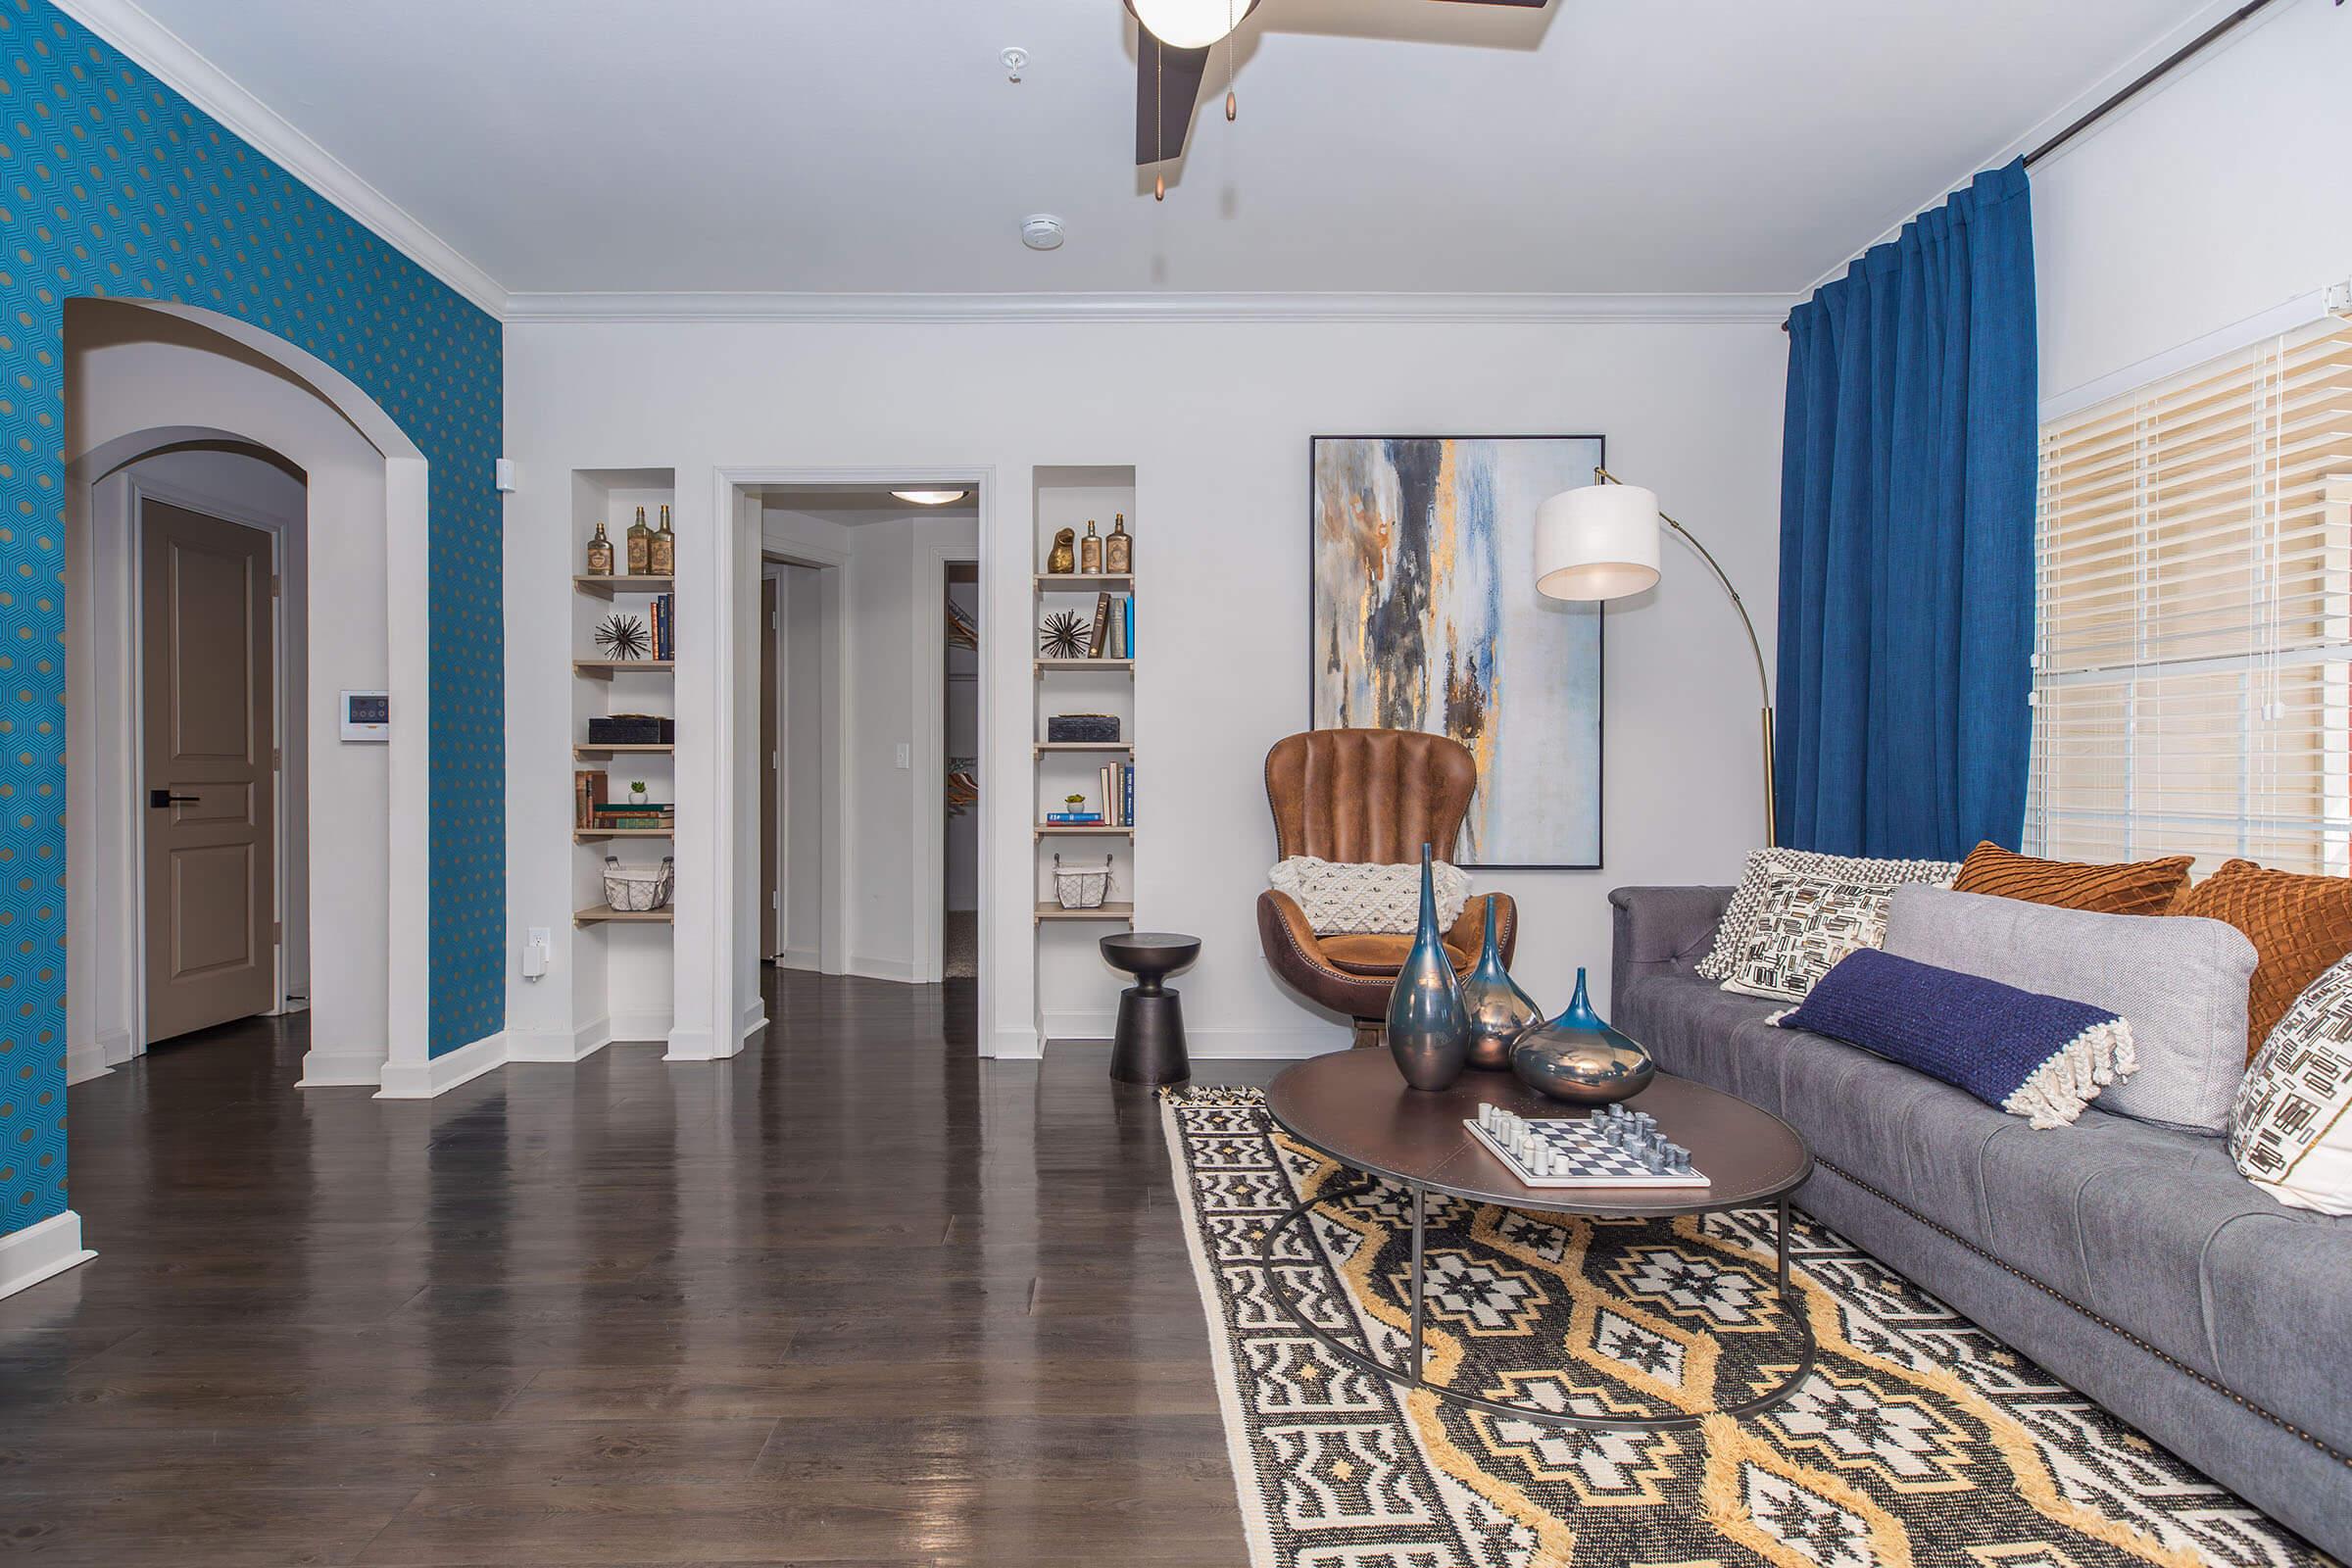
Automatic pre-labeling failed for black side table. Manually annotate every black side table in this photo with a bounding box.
[1100,932,1200,1085]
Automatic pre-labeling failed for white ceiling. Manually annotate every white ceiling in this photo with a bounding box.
[109,0,2207,300]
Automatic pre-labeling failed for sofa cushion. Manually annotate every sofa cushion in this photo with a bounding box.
[1883,885,2255,1135]
[2170,857,2352,1057]
[1319,933,1472,976]
[1953,840,2194,915]
[2202,1200,2352,1462]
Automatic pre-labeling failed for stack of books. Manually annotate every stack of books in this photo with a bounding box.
[1082,592,1136,659]
[573,768,609,827]
[651,592,675,661]
[592,801,675,833]
[1100,762,1136,826]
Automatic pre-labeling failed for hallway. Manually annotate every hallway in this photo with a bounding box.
[0,973,1281,1565]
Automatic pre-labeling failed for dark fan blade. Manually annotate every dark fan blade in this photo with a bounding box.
[1429,0,1548,5]
[1135,31,1211,166]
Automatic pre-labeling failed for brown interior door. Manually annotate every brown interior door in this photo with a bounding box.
[141,500,276,1044]
[760,573,780,960]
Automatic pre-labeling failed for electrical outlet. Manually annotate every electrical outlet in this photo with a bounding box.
[896,743,911,769]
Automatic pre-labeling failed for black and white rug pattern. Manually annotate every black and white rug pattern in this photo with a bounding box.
[1163,1085,2328,1568]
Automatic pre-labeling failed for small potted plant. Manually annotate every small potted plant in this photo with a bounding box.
[630,780,651,807]
[1064,793,1086,811]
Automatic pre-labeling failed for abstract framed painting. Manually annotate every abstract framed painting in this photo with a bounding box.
[1310,434,1605,869]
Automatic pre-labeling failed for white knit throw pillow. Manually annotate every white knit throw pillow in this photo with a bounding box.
[1268,855,1474,936]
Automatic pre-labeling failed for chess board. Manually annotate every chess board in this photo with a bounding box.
[1464,1112,1710,1190]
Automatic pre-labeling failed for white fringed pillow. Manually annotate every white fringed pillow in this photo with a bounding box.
[1268,855,1473,936]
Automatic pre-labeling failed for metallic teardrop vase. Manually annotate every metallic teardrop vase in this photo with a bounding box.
[1510,966,1655,1106]
[1387,844,1470,1092]
[1457,896,1541,1071]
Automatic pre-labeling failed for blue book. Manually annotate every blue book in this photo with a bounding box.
[1046,812,1104,824]
[1123,595,1134,659]
[1123,764,1134,826]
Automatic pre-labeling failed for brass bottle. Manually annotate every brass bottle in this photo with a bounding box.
[1079,518,1102,574]
[625,506,651,575]
[649,504,676,577]
[1104,513,1131,574]
[585,520,614,576]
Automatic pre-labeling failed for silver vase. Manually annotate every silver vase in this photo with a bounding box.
[1510,966,1654,1106]
[1456,895,1541,1070]
[1386,844,1469,1092]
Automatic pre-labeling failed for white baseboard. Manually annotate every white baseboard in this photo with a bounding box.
[846,955,918,984]
[296,1048,390,1088]
[504,1022,613,1064]
[374,1030,508,1100]
[607,1010,671,1045]
[1182,1025,1348,1061]
[989,1027,1044,1060]
[101,1028,137,1067]
[0,1212,97,1300]
[740,1001,768,1043]
[65,1044,113,1085]
[663,1027,731,1062]
[1041,1008,1118,1043]
[775,947,821,973]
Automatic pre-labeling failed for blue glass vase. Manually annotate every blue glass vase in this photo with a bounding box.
[1386,843,1469,1091]
[1457,896,1541,1071]
[1510,966,1655,1106]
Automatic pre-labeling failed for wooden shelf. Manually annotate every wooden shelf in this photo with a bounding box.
[574,574,676,599]
[575,660,674,679]
[574,744,675,758]
[1036,824,1133,837]
[575,906,675,925]
[1035,573,1133,593]
[574,827,675,842]
[1034,741,1132,753]
[1035,902,1136,923]
[1034,659,1132,673]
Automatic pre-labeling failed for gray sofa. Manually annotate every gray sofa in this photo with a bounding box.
[1611,885,2352,1559]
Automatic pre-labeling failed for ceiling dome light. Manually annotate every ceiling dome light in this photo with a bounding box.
[892,490,969,507]
[1126,0,1255,51]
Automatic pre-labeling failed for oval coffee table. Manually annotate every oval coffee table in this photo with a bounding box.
[1262,1048,1815,1433]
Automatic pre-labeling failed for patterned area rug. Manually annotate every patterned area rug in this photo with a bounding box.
[1163,1086,2327,1568]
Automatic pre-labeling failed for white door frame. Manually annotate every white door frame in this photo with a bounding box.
[709,466,1000,1054]
[913,541,978,987]
[759,536,851,977]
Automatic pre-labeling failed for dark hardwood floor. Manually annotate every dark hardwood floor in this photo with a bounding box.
[0,970,1288,1565]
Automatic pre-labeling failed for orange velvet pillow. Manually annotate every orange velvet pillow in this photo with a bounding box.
[2169,858,2352,1058]
[1952,842,2194,917]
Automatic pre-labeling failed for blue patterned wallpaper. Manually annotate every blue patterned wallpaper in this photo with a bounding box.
[0,0,505,1235]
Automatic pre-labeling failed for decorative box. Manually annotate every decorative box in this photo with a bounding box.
[1047,713,1121,743]
[589,713,675,745]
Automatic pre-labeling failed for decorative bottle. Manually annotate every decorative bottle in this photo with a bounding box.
[584,521,614,576]
[1457,896,1541,1071]
[625,506,651,575]
[1386,843,1469,1092]
[1510,967,1655,1106]
[1080,518,1102,574]
[1105,513,1132,573]
[649,504,676,576]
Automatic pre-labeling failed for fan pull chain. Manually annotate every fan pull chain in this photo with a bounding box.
[1154,38,1166,201]
[1227,0,1238,121]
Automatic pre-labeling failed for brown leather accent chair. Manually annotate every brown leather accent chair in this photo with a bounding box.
[1256,729,1517,1049]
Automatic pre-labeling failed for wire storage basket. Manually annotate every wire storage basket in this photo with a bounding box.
[604,855,675,913]
[1053,854,1112,910]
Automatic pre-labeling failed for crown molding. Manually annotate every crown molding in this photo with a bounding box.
[501,290,1799,326]
[52,0,510,319]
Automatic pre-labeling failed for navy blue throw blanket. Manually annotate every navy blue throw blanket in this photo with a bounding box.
[1778,160,2038,859]
[1770,949,2134,1128]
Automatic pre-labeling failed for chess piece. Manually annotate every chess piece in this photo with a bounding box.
[1047,528,1077,574]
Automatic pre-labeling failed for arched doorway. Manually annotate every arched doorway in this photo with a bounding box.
[63,300,438,1095]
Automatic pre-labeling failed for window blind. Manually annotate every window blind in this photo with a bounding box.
[2028,313,2352,875]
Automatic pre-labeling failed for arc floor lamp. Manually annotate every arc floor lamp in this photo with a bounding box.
[1535,468,1778,848]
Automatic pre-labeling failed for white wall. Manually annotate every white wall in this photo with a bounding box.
[65,315,398,1087]
[504,315,1788,1056]
[2032,0,2352,399]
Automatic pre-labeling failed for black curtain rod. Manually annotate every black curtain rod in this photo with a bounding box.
[1783,0,2328,330]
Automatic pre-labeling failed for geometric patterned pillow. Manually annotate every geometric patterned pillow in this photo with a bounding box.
[1720,869,1903,1004]
[2231,953,2352,1214]
[1696,848,1959,982]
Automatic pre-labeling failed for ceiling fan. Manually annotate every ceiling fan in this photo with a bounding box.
[1125,0,1549,175]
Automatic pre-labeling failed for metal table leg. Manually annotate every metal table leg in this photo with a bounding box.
[1408,1185,1426,1386]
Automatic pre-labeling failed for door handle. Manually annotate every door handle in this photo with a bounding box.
[149,789,202,808]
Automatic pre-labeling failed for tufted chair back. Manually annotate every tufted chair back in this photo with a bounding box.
[1264,728,1478,866]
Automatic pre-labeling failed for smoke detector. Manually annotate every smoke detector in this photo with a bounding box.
[1020,215,1065,252]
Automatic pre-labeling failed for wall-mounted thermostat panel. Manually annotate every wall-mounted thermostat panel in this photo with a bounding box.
[340,690,390,742]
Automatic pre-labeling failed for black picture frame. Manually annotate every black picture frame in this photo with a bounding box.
[1307,433,1607,871]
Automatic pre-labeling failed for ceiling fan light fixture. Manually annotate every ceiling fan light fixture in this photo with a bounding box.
[891,489,970,507]
[1128,0,1244,50]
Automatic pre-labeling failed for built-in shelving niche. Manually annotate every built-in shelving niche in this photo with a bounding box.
[1031,465,1138,1046]
[570,467,677,1043]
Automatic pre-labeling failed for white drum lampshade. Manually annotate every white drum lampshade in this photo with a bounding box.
[1535,483,1663,602]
